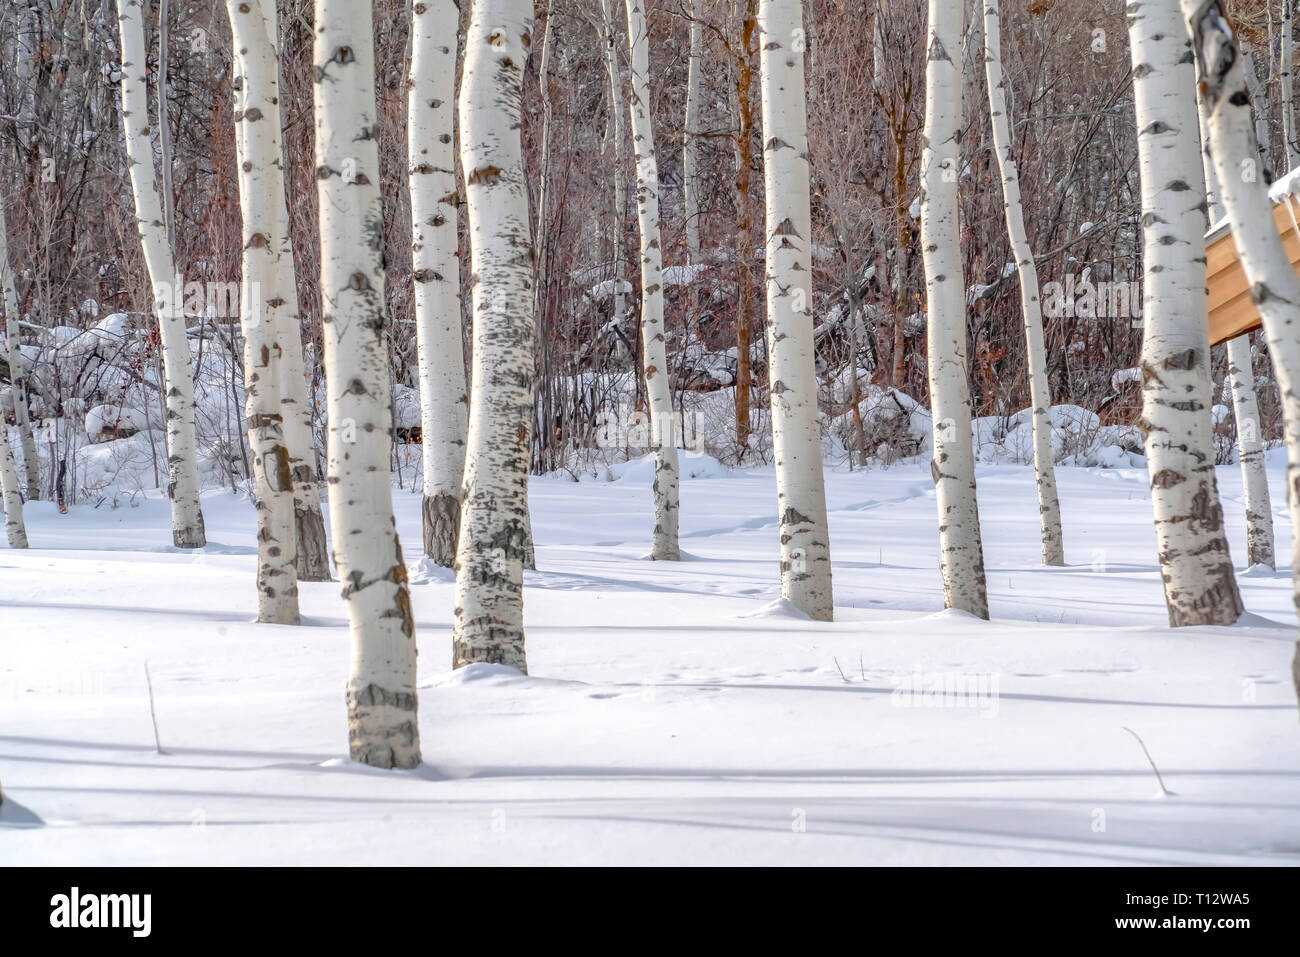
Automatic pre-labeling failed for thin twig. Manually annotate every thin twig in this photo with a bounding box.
[832,657,851,684]
[1122,726,1170,795]
[145,661,165,754]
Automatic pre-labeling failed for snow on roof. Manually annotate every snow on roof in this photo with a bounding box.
[1207,164,1300,239]
[1268,164,1300,204]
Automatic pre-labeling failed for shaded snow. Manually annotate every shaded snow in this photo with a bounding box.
[1,460,1296,864]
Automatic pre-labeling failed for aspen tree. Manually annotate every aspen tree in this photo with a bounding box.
[684,0,704,264]
[409,0,468,567]
[1194,79,1274,570]
[1225,335,1274,568]
[983,0,1064,567]
[228,0,299,624]
[757,0,833,619]
[623,0,680,560]
[0,195,39,500]
[0,423,26,548]
[453,0,536,670]
[118,0,207,548]
[314,0,420,767]
[1185,0,1300,701]
[921,0,988,618]
[260,3,331,583]
[1127,0,1242,626]
[1240,43,1272,178]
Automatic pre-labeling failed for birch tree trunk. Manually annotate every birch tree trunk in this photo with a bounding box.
[0,424,27,548]
[453,0,535,671]
[1240,43,1273,180]
[314,0,419,767]
[0,194,39,500]
[625,0,680,560]
[14,7,36,139]
[118,0,206,549]
[757,0,832,620]
[228,4,329,580]
[157,0,177,248]
[1185,0,1300,703]
[229,0,299,625]
[684,0,704,264]
[872,3,885,89]
[921,0,988,618]
[409,0,468,568]
[262,3,331,583]
[1126,0,1241,626]
[1226,334,1275,568]
[983,0,1063,567]
[1195,79,1275,570]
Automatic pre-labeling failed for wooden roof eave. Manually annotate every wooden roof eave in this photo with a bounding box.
[1203,193,1300,346]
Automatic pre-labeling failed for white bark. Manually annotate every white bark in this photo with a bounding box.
[1127,0,1241,626]
[271,200,331,582]
[1240,42,1272,177]
[1185,0,1299,692]
[314,0,419,767]
[454,0,535,671]
[223,4,328,580]
[118,0,206,549]
[534,7,556,270]
[1195,76,1275,570]
[14,6,37,142]
[624,0,680,561]
[0,192,39,500]
[684,0,704,264]
[757,0,833,620]
[158,0,177,248]
[0,424,26,548]
[409,0,468,568]
[1227,334,1275,568]
[983,0,1063,567]
[258,5,331,583]
[921,0,988,618]
[872,4,885,89]
[229,0,299,625]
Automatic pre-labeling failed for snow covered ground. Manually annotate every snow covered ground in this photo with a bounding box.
[1,455,1298,865]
